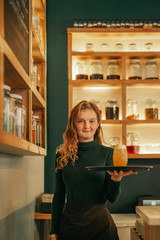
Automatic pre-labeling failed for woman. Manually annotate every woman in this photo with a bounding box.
[49,100,137,240]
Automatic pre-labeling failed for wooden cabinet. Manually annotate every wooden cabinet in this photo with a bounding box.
[134,206,160,240]
[0,0,46,155]
[67,28,160,159]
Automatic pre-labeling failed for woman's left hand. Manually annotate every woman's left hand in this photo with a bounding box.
[107,170,138,182]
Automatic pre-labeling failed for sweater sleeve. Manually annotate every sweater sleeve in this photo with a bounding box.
[105,147,121,203]
[50,158,65,234]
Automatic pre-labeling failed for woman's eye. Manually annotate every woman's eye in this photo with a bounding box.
[77,120,83,123]
[90,120,95,123]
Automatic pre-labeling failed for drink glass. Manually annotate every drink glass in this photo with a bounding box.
[113,144,128,166]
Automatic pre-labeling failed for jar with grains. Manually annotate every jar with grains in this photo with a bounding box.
[75,61,88,80]
[105,100,119,120]
[145,99,158,120]
[128,59,142,79]
[107,59,120,80]
[90,60,103,79]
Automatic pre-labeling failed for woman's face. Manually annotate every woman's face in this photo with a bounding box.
[75,109,99,142]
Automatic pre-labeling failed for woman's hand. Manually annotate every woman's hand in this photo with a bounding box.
[107,170,138,182]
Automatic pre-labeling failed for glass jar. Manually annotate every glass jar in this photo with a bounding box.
[107,59,120,80]
[105,100,119,119]
[10,95,15,135]
[145,99,158,120]
[3,85,12,133]
[128,59,142,79]
[38,23,43,50]
[11,94,25,138]
[36,73,41,92]
[32,115,37,144]
[32,64,38,87]
[100,43,108,51]
[90,99,102,119]
[21,106,26,139]
[126,99,139,120]
[75,61,88,80]
[32,4,39,33]
[34,116,42,146]
[145,59,158,79]
[85,43,94,52]
[127,132,140,154]
[109,137,120,148]
[90,60,103,79]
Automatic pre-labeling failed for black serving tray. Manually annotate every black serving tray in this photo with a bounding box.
[85,165,154,172]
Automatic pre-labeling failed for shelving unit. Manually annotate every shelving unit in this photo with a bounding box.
[67,28,160,159]
[0,0,46,156]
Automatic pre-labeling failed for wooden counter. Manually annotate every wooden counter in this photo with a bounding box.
[136,206,160,240]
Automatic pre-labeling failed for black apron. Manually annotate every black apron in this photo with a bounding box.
[58,203,119,240]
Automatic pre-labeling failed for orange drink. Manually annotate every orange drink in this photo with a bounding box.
[113,145,128,166]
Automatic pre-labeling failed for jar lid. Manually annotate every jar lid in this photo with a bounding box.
[107,99,118,103]
[147,59,157,63]
[130,58,140,62]
[10,94,22,100]
[127,99,137,103]
[76,60,86,64]
[109,59,118,63]
[33,115,39,120]
[92,59,101,62]
[90,99,100,104]
[3,84,11,91]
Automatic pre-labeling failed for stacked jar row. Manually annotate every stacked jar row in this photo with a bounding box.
[3,84,26,139]
[75,98,160,120]
[3,84,43,146]
[74,58,160,80]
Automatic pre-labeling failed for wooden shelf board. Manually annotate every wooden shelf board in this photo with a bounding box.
[101,120,122,124]
[32,88,46,109]
[128,153,160,159]
[72,51,160,58]
[34,213,51,220]
[0,131,46,156]
[70,79,122,87]
[70,79,160,87]
[126,120,160,124]
[68,28,160,34]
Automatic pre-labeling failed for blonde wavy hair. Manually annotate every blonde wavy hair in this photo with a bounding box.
[56,100,103,171]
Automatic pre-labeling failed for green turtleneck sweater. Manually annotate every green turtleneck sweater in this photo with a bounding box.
[51,140,121,234]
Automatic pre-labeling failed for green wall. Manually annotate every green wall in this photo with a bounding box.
[46,0,160,213]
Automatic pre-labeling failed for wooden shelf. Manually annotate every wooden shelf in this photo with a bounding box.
[0,131,46,156]
[0,0,47,156]
[72,51,160,58]
[68,28,160,33]
[68,28,160,159]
